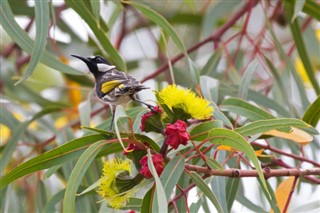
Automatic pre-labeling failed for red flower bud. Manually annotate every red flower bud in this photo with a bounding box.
[164,120,190,149]
[139,154,164,179]
[140,106,163,132]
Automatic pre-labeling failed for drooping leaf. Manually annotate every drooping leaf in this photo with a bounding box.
[302,95,320,127]
[0,134,109,189]
[189,171,224,213]
[147,150,168,213]
[63,140,109,213]
[15,0,50,85]
[238,60,259,99]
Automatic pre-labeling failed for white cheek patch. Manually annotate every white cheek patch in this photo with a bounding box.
[97,64,116,72]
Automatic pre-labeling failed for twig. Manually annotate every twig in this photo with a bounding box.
[185,164,320,180]
[251,141,320,167]
[283,176,299,213]
[141,0,259,83]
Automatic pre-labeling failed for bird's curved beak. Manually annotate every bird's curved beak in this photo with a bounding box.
[71,54,90,63]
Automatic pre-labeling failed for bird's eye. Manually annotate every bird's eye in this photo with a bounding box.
[96,57,102,63]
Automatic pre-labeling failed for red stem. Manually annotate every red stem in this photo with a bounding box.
[141,0,259,83]
[283,176,299,213]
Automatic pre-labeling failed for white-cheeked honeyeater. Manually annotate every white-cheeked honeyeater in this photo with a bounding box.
[71,55,154,130]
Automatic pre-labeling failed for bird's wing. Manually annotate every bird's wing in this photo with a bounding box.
[101,80,124,94]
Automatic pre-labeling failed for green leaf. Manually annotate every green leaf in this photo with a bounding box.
[125,1,187,54]
[0,134,108,189]
[201,50,222,76]
[235,118,317,136]
[43,190,65,213]
[208,128,269,198]
[258,179,280,213]
[292,0,305,22]
[187,57,200,87]
[15,1,50,85]
[290,17,320,94]
[0,107,62,174]
[190,120,223,141]
[207,158,224,171]
[212,102,234,129]
[65,0,126,71]
[63,140,108,213]
[90,0,100,25]
[238,60,259,99]
[147,150,167,213]
[200,75,219,102]
[302,95,320,127]
[160,156,185,198]
[220,98,275,121]
[226,177,240,212]
[236,180,267,212]
[152,157,185,210]
[302,1,320,21]
[0,0,81,75]
[114,105,130,149]
[189,171,224,213]
[141,186,154,213]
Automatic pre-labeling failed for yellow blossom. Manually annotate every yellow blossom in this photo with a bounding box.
[97,158,133,209]
[156,84,213,120]
[0,124,11,144]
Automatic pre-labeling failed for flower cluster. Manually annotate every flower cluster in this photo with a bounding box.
[156,84,213,120]
[97,159,133,209]
[97,84,214,208]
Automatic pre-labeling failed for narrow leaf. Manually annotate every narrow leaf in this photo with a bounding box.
[63,140,109,213]
[189,171,224,213]
[292,0,305,22]
[15,0,50,85]
[220,98,275,121]
[147,150,168,213]
[0,134,108,189]
[235,118,317,137]
[160,156,185,199]
[302,95,320,127]
[207,158,224,171]
[90,0,100,24]
[238,60,259,99]
[190,120,223,141]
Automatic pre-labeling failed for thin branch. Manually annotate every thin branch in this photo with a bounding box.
[185,164,320,180]
[251,141,320,167]
[141,0,259,83]
[283,176,299,213]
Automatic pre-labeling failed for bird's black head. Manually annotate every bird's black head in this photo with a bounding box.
[71,55,115,76]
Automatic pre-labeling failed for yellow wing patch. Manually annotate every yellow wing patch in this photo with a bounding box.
[101,80,123,93]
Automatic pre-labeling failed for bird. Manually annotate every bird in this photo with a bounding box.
[71,55,154,130]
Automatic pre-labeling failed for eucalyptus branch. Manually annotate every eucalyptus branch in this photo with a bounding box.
[185,164,320,181]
